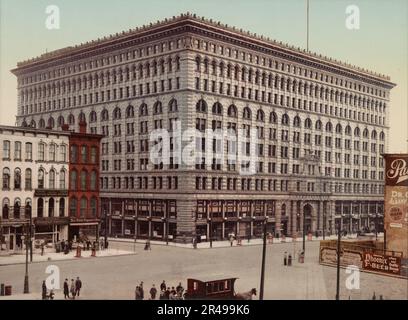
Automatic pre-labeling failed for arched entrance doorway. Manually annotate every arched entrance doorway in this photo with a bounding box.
[304,204,313,233]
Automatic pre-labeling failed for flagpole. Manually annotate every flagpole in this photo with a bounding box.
[307,0,309,52]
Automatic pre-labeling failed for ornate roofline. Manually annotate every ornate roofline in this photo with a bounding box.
[11,12,394,87]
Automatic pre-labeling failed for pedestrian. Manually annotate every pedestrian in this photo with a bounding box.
[135,286,141,300]
[42,280,47,300]
[372,292,376,300]
[70,279,76,300]
[288,253,292,266]
[171,286,177,295]
[63,278,70,299]
[379,295,384,300]
[159,290,165,300]
[192,237,197,249]
[86,240,90,251]
[247,234,251,243]
[165,287,171,300]
[105,240,109,249]
[139,281,144,300]
[41,243,45,256]
[61,239,65,252]
[176,282,184,294]
[144,240,151,250]
[75,277,82,297]
[160,280,166,292]
[284,251,287,266]
[150,284,157,300]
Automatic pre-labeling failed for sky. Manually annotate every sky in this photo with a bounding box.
[0,0,407,152]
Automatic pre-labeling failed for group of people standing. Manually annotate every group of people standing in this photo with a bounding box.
[135,280,185,300]
[283,251,293,266]
[63,277,83,300]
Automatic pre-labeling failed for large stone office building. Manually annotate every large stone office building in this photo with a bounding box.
[11,13,395,242]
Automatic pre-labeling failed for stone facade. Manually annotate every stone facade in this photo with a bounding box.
[11,13,395,242]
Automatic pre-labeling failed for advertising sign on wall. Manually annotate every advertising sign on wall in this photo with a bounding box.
[384,154,408,257]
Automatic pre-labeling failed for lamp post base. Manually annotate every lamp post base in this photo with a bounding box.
[23,275,29,294]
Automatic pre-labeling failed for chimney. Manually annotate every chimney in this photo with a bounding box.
[61,124,70,131]
[79,120,87,134]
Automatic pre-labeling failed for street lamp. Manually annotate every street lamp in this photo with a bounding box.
[23,223,30,294]
[259,216,268,300]
[104,209,108,249]
[208,216,212,249]
[335,218,342,300]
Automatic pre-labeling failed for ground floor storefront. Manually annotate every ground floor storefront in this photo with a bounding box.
[100,197,384,243]
[68,219,100,242]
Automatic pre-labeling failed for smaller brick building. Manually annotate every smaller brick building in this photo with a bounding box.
[66,121,103,241]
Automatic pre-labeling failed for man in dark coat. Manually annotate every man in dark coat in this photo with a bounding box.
[75,277,82,297]
[160,280,166,292]
[149,284,157,300]
[164,287,171,300]
[42,280,47,300]
[63,279,69,299]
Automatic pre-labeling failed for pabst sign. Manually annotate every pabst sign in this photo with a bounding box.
[385,157,408,186]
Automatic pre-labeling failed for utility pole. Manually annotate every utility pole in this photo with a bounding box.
[23,224,29,294]
[259,218,268,300]
[335,221,341,300]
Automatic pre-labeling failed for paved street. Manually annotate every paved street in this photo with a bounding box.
[0,241,407,300]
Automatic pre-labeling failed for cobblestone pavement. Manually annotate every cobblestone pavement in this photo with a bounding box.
[0,240,406,300]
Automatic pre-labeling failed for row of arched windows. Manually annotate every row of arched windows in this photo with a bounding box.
[2,168,66,190]
[69,196,98,218]
[2,198,31,219]
[23,99,179,129]
[69,169,98,191]
[195,99,385,140]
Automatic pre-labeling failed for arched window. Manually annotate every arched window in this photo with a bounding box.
[335,123,342,134]
[90,197,97,217]
[256,110,265,122]
[196,99,207,113]
[354,127,360,137]
[101,109,109,121]
[139,103,148,116]
[243,107,251,120]
[2,168,10,190]
[371,130,377,140]
[38,169,45,189]
[293,116,300,127]
[69,197,77,217]
[2,198,9,219]
[363,128,369,138]
[78,112,85,123]
[169,99,178,112]
[25,199,32,218]
[14,168,21,190]
[90,146,97,164]
[60,169,66,189]
[281,114,289,125]
[39,118,45,128]
[59,198,65,217]
[153,101,163,114]
[80,170,87,190]
[212,102,223,115]
[70,170,77,190]
[30,120,36,128]
[379,131,385,141]
[37,198,44,218]
[281,203,286,216]
[60,145,66,162]
[14,198,21,219]
[305,118,312,129]
[70,145,78,163]
[81,145,88,163]
[126,105,134,118]
[48,198,55,217]
[48,169,55,189]
[68,114,75,125]
[270,112,277,124]
[90,170,97,191]
[57,116,65,127]
[89,110,97,123]
[325,122,332,132]
[49,144,56,161]
[227,105,237,117]
[47,117,55,129]
[345,125,351,136]
[25,168,32,190]
[315,120,322,130]
[113,107,121,120]
[80,197,88,217]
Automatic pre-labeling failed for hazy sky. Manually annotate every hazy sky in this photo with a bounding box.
[0,0,406,152]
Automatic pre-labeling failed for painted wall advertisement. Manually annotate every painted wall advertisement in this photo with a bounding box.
[384,154,408,258]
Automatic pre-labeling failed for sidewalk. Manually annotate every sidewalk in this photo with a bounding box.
[108,233,379,249]
[0,248,134,266]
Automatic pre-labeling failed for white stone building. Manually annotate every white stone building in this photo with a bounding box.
[10,13,395,242]
[0,125,70,252]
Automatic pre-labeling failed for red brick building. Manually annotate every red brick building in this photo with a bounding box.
[66,121,103,241]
